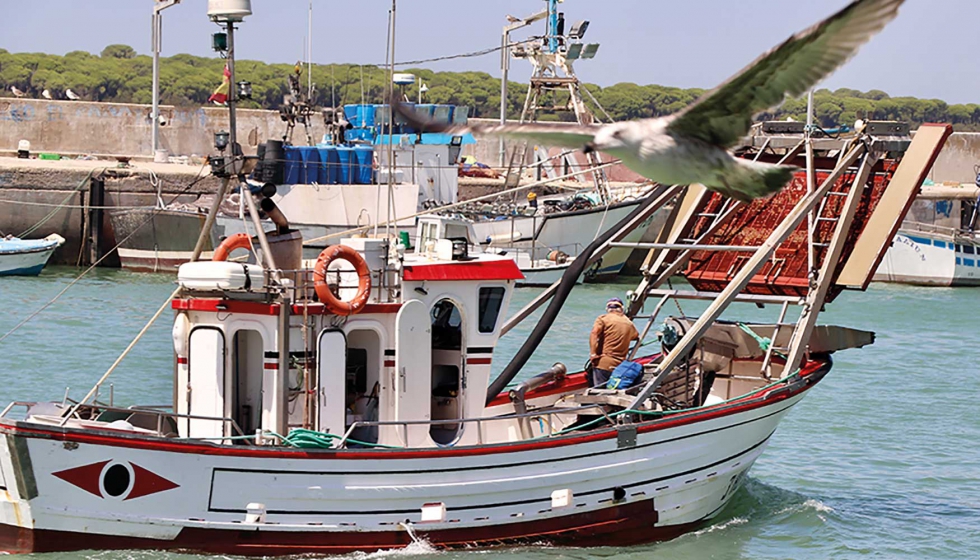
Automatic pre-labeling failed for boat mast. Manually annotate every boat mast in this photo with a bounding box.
[151,0,180,157]
[505,0,610,201]
[308,0,313,102]
[499,7,549,168]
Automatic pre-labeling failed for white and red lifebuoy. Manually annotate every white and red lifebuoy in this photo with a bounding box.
[313,245,371,316]
[212,233,254,262]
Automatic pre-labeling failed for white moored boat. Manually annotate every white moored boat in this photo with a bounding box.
[0,118,949,555]
[874,182,980,286]
[0,234,65,276]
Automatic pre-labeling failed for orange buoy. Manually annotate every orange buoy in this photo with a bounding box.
[212,233,254,262]
[313,245,372,315]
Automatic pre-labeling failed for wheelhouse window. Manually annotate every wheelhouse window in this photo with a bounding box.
[478,287,506,333]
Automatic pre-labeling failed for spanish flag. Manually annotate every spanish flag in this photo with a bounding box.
[208,64,231,105]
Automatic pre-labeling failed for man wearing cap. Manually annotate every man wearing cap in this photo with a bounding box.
[589,298,639,388]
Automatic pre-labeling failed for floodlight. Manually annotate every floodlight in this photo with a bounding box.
[212,32,228,52]
[566,43,583,61]
[237,81,252,99]
[214,131,230,151]
[581,43,600,60]
[569,20,589,40]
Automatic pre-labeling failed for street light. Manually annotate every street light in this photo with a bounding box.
[152,0,181,160]
[499,8,547,167]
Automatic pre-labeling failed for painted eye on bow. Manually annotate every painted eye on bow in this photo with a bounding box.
[52,460,179,500]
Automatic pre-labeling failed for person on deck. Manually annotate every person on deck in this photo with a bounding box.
[589,298,639,388]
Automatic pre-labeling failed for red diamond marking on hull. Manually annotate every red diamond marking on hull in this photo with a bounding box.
[51,461,178,500]
[127,464,179,500]
[51,461,109,498]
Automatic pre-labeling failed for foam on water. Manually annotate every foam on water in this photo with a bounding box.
[692,516,749,536]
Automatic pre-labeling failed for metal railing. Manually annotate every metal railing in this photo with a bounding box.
[488,241,585,265]
[337,402,619,448]
[900,220,959,238]
[2,401,245,439]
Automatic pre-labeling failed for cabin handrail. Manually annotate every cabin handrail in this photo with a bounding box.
[900,220,961,238]
[3,400,248,438]
[0,402,34,419]
[335,402,620,448]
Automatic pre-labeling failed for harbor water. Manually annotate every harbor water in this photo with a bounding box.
[1,268,978,559]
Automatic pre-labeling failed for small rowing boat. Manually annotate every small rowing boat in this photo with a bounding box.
[0,234,65,276]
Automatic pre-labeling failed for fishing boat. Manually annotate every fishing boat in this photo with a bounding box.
[0,234,65,276]
[873,180,980,286]
[416,205,661,287]
[0,94,951,553]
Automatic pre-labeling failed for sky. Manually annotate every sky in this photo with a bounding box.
[0,0,975,104]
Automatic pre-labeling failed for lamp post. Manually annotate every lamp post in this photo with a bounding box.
[151,0,180,158]
[499,9,547,167]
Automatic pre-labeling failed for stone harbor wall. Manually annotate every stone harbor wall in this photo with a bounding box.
[0,98,326,158]
[927,132,980,184]
[3,97,980,183]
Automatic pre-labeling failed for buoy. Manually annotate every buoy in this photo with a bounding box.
[313,245,372,315]
[212,233,253,261]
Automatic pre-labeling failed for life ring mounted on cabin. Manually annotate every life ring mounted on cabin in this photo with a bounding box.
[313,245,372,316]
[212,233,254,262]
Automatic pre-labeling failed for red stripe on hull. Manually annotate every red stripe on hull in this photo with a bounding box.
[0,358,829,461]
[0,498,706,556]
[172,298,402,316]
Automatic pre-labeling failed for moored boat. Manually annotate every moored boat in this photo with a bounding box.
[874,182,980,286]
[0,233,65,276]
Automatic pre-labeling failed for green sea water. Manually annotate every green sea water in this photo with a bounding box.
[1,267,978,559]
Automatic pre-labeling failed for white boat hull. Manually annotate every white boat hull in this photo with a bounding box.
[472,199,661,283]
[0,235,63,276]
[518,261,581,286]
[874,230,980,286]
[0,363,828,555]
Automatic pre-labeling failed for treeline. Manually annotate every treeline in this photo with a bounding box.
[1,45,978,130]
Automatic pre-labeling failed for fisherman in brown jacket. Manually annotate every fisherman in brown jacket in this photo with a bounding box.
[589,297,639,388]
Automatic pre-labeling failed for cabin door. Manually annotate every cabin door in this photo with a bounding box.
[395,300,431,447]
[317,329,347,437]
[187,327,226,439]
[430,299,466,445]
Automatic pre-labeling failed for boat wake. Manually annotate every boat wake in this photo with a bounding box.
[777,497,835,517]
[692,516,749,536]
[346,540,440,560]
[337,523,441,559]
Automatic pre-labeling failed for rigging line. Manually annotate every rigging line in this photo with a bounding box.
[17,168,102,238]
[303,158,626,246]
[0,199,156,210]
[580,84,614,123]
[0,163,209,345]
[389,37,541,67]
[15,165,190,234]
[75,285,181,409]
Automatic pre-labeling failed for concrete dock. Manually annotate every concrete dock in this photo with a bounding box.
[2,98,978,268]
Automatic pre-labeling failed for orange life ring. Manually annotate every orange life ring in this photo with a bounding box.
[212,233,254,261]
[313,245,372,315]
